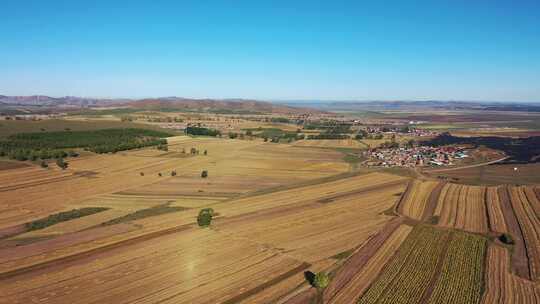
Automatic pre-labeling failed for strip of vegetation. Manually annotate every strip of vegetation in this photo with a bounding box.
[26,207,109,231]
[101,204,188,226]
[307,134,350,140]
[0,128,171,160]
[185,126,221,137]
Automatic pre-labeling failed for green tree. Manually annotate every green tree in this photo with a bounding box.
[56,158,68,170]
[197,208,214,227]
[313,272,329,289]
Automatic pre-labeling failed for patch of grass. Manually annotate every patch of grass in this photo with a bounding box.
[332,249,354,260]
[342,154,363,164]
[102,204,188,226]
[427,215,440,225]
[26,207,109,231]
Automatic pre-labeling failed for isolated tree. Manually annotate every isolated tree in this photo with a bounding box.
[201,170,208,178]
[171,170,177,176]
[158,172,162,177]
[140,172,144,176]
[313,272,329,290]
[197,208,214,227]
[56,158,68,170]
[203,150,207,155]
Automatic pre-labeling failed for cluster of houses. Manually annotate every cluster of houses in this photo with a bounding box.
[359,126,438,138]
[365,145,469,168]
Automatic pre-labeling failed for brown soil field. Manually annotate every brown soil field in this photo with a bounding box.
[427,163,540,186]
[482,245,540,304]
[0,161,29,171]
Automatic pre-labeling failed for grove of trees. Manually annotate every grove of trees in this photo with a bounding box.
[0,128,171,161]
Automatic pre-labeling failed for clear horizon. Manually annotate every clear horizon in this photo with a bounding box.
[1,1,539,101]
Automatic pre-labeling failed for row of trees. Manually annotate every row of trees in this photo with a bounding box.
[0,149,79,162]
[307,134,350,140]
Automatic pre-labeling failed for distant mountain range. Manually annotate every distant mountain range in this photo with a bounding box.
[0,95,322,114]
[2,95,539,114]
[0,95,129,107]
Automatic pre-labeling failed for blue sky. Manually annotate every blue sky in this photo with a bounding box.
[1,0,539,101]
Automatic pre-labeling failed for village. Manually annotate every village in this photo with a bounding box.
[364,145,469,168]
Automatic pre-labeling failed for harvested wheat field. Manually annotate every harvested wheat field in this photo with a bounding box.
[397,180,442,220]
[0,129,414,304]
[434,183,489,233]
[0,172,407,304]
[2,133,540,304]
[482,245,540,304]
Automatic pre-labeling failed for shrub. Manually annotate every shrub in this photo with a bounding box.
[499,233,515,245]
[201,170,208,178]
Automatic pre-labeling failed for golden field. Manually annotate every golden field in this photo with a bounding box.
[1,134,540,304]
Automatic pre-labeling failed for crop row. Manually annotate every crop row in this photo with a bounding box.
[357,225,450,304]
[427,232,486,304]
